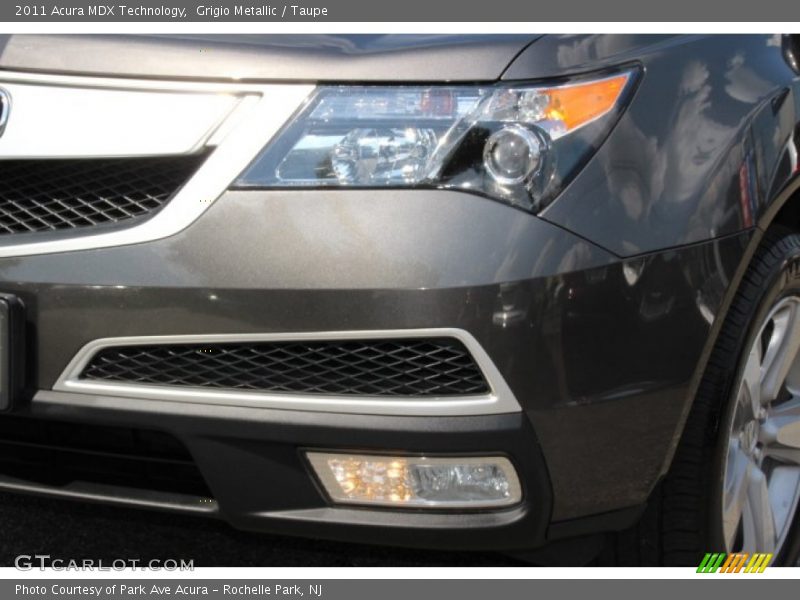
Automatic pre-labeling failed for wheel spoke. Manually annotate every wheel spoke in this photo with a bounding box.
[761,397,800,467]
[767,466,800,544]
[741,343,763,414]
[742,466,777,553]
[723,444,754,549]
[762,397,800,449]
[760,303,800,404]
[765,447,800,465]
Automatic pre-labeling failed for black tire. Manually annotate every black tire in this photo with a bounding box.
[599,228,800,566]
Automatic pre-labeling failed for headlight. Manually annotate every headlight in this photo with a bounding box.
[236,70,637,212]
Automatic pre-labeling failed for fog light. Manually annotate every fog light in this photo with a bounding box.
[306,452,522,509]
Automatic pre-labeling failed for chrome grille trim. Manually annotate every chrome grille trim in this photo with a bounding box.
[0,70,315,257]
[53,329,522,417]
[79,338,490,397]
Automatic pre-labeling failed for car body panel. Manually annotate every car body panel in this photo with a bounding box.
[536,35,800,256]
[0,188,750,521]
[0,34,539,82]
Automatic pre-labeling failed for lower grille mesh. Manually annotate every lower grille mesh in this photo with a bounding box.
[80,338,490,397]
[0,416,212,498]
[0,155,205,236]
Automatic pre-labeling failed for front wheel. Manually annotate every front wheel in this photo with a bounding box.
[718,294,800,558]
[602,229,800,566]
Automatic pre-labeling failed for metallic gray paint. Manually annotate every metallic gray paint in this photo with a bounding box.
[0,34,539,82]
[530,35,800,256]
[0,189,615,290]
[0,188,751,520]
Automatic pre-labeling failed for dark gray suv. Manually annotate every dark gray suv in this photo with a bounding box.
[1,33,800,567]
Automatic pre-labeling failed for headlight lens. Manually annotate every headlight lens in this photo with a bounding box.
[236,70,636,212]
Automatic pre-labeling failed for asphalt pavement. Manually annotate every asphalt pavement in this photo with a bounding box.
[0,492,519,567]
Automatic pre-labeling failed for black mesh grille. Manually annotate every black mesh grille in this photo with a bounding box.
[0,155,205,236]
[80,338,490,397]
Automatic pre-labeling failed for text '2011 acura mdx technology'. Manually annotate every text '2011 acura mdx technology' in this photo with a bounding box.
[0,33,800,566]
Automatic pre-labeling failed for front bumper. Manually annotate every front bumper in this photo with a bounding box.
[0,184,751,549]
[27,394,551,550]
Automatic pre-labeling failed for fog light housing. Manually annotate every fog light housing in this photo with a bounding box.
[306,452,522,509]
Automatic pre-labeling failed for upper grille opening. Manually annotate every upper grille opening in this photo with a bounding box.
[0,154,206,236]
[80,338,490,397]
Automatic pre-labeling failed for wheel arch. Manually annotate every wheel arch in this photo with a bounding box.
[765,177,800,234]
[661,151,800,481]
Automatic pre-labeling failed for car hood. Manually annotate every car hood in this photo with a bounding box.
[0,34,540,82]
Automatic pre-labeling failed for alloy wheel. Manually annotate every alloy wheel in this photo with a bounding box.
[722,295,800,555]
